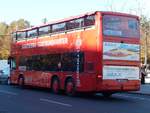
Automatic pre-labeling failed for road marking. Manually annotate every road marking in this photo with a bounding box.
[0,90,18,96]
[116,94,150,101]
[40,98,72,107]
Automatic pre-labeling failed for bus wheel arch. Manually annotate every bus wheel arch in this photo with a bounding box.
[51,75,60,94]
[65,77,76,96]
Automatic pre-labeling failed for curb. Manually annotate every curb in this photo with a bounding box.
[126,91,150,96]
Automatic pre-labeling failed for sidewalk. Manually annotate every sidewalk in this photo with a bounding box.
[128,84,150,95]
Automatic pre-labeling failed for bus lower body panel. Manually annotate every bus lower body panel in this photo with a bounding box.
[96,80,140,92]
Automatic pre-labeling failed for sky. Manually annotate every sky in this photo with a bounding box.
[0,0,149,26]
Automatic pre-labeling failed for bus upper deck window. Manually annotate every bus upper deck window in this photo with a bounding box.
[16,31,26,41]
[84,15,95,26]
[27,29,38,38]
[52,23,66,33]
[66,18,84,30]
[39,26,50,36]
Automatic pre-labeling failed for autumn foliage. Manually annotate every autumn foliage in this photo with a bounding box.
[0,19,30,59]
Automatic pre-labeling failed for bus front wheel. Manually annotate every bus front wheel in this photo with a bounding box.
[51,77,60,94]
[65,78,76,96]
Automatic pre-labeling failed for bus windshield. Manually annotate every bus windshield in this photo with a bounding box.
[103,15,140,38]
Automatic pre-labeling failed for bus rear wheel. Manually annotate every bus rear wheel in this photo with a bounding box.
[65,79,76,96]
[51,77,60,94]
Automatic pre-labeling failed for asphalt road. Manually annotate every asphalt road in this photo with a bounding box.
[0,85,149,113]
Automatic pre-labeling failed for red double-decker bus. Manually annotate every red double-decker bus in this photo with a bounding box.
[9,11,140,97]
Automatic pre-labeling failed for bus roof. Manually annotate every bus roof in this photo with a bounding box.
[16,11,139,32]
[101,11,139,18]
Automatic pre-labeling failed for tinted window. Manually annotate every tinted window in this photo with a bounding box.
[19,52,84,72]
[17,31,26,40]
[103,15,140,38]
[39,26,50,36]
[66,18,84,30]
[26,57,33,70]
[31,56,41,70]
[19,57,27,66]
[62,52,84,72]
[46,54,61,71]
[27,29,38,38]
[52,23,66,32]
[84,15,95,26]
[20,54,61,71]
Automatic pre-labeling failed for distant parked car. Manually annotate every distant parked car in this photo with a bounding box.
[0,70,9,84]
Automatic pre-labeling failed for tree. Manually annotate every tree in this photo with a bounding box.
[140,15,150,64]
[8,19,30,33]
[0,22,8,36]
[0,19,30,59]
[0,22,9,59]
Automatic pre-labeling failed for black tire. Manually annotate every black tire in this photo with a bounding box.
[51,77,60,94]
[102,92,113,98]
[65,78,76,96]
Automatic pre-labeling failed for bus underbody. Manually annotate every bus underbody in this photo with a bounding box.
[9,71,140,97]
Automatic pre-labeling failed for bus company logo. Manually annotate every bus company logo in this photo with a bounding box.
[38,38,68,47]
[22,38,68,49]
[22,43,36,49]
